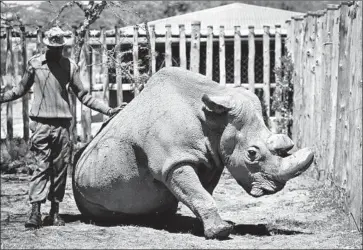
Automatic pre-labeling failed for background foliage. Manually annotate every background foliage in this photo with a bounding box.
[1,1,340,31]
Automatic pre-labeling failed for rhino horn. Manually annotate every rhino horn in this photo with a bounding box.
[277,147,314,182]
[267,134,295,155]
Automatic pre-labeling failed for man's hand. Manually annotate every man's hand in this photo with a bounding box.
[107,102,128,116]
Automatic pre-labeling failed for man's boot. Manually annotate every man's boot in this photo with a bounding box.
[24,202,42,229]
[49,202,65,226]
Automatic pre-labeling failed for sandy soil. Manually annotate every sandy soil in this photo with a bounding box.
[1,170,362,249]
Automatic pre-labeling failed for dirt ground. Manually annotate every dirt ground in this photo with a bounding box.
[1,169,362,249]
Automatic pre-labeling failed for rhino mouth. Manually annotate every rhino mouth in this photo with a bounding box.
[249,172,286,197]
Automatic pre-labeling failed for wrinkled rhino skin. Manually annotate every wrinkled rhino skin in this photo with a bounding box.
[73,67,314,239]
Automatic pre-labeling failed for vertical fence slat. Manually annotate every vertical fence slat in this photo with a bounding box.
[100,26,109,108]
[219,26,226,85]
[347,1,362,231]
[115,25,123,106]
[263,25,270,117]
[80,29,92,142]
[190,21,201,73]
[313,11,326,179]
[206,26,213,79]
[179,24,186,69]
[165,24,172,67]
[248,25,255,92]
[234,26,241,86]
[36,26,43,54]
[337,0,351,216]
[150,24,156,73]
[320,5,336,180]
[20,25,29,142]
[133,25,139,96]
[294,16,305,149]
[69,25,78,145]
[5,26,14,144]
[275,24,282,75]
[274,24,282,123]
[285,20,292,54]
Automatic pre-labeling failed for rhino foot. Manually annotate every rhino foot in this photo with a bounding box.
[204,221,233,239]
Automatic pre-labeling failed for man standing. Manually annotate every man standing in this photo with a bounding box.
[0,26,125,229]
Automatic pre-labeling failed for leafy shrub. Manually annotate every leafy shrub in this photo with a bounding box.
[271,50,294,137]
[0,138,36,174]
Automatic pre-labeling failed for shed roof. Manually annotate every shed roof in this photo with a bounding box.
[119,3,305,37]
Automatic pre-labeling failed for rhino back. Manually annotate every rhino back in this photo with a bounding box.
[74,67,228,184]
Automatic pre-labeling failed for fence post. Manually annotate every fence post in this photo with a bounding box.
[190,21,201,73]
[179,24,186,69]
[69,25,78,145]
[291,16,304,148]
[5,26,14,147]
[285,20,292,55]
[133,25,139,96]
[115,25,123,106]
[36,26,43,54]
[150,24,156,74]
[234,26,241,87]
[165,24,172,67]
[313,11,326,178]
[219,25,226,85]
[346,1,362,231]
[80,29,92,142]
[333,3,351,193]
[248,25,255,92]
[206,26,213,79]
[100,26,109,110]
[20,25,29,142]
[263,25,271,118]
[274,24,282,122]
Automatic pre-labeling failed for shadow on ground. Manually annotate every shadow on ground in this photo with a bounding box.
[60,213,309,238]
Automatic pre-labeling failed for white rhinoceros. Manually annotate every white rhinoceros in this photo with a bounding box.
[72,67,314,239]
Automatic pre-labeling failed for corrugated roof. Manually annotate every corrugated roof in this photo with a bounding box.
[119,2,305,36]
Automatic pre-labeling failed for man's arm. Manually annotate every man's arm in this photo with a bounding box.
[69,65,116,116]
[0,66,35,104]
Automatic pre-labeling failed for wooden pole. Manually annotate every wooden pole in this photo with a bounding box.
[80,29,92,142]
[248,25,255,93]
[5,26,14,145]
[206,26,213,79]
[36,26,43,54]
[263,25,271,117]
[20,25,29,142]
[69,25,78,145]
[133,25,139,96]
[179,24,186,69]
[190,21,201,73]
[234,26,241,86]
[346,1,362,231]
[274,24,282,121]
[165,24,172,67]
[219,25,226,85]
[150,24,156,74]
[100,26,109,108]
[115,25,123,106]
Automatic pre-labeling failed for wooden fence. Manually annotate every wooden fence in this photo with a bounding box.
[1,22,286,143]
[286,1,362,231]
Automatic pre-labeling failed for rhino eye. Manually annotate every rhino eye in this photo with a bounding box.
[247,147,259,160]
[248,149,256,157]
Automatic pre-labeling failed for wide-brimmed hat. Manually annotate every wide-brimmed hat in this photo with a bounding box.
[43,26,67,47]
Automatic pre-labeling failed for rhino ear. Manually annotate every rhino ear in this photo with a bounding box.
[202,94,233,114]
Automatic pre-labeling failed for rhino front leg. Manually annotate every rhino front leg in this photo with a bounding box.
[165,165,233,239]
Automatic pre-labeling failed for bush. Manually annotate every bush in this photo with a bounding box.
[271,50,294,137]
[0,137,36,174]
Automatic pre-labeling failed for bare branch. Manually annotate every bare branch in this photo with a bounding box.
[48,1,76,28]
